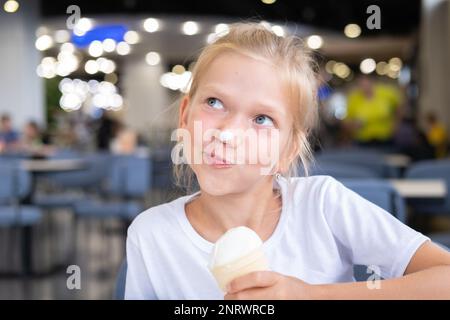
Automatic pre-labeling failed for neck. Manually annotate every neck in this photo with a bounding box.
[186,176,282,243]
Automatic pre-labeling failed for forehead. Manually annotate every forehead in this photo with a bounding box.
[196,51,291,113]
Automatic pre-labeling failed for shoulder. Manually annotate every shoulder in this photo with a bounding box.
[284,175,343,208]
[127,194,191,245]
[287,174,340,194]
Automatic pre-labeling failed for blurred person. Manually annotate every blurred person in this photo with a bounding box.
[425,112,448,158]
[111,127,138,155]
[0,114,20,152]
[96,112,119,150]
[19,120,54,157]
[21,121,42,148]
[319,88,352,148]
[58,119,78,147]
[73,114,93,151]
[344,75,403,148]
[56,117,89,151]
[394,116,434,161]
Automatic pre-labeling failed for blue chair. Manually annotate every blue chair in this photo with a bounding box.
[310,161,379,179]
[0,164,42,226]
[0,163,43,275]
[152,157,174,190]
[49,148,81,160]
[33,152,112,209]
[73,154,152,220]
[114,259,127,300]
[339,179,407,281]
[405,159,450,252]
[108,155,152,199]
[316,148,390,177]
[71,155,151,272]
[404,159,450,215]
[150,147,176,204]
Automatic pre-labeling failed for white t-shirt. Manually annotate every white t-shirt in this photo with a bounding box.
[125,175,429,300]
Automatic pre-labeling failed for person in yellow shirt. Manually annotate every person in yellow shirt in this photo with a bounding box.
[425,112,448,158]
[345,76,403,147]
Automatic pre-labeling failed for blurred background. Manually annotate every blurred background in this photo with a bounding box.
[0,0,449,299]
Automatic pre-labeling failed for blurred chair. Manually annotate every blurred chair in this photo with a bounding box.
[149,146,177,204]
[404,159,450,216]
[27,152,117,270]
[0,163,43,274]
[0,152,28,161]
[0,164,42,225]
[49,148,81,160]
[339,179,406,282]
[151,147,174,183]
[405,159,450,250]
[73,154,152,221]
[315,148,389,177]
[33,152,112,209]
[310,161,379,179]
[72,154,151,275]
[114,259,127,300]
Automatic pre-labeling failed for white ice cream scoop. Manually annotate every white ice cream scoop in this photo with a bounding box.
[209,226,269,292]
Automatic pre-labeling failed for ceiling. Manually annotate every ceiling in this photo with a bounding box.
[39,0,420,65]
[40,0,421,36]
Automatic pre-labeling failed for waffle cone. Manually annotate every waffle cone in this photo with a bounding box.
[210,247,269,292]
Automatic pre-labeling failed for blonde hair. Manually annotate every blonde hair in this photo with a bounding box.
[174,22,319,193]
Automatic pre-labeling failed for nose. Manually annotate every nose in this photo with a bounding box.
[218,130,234,143]
[213,114,247,146]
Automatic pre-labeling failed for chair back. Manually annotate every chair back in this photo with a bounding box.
[0,164,31,204]
[405,159,450,213]
[109,154,152,198]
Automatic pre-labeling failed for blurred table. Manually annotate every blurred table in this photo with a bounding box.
[383,154,411,168]
[389,179,447,198]
[21,159,86,172]
[18,158,87,276]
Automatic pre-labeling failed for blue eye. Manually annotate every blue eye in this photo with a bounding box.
[206,97,224,110]
[254,115,274,126]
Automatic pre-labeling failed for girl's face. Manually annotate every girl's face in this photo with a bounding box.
[179,51,296,196]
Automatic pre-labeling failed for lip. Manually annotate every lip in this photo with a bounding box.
[203,152,235,168]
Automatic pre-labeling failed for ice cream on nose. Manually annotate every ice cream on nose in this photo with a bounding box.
[219,130,234,143]
[209,226,269,292]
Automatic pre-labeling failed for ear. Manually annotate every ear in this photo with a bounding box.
[178,95,190,129]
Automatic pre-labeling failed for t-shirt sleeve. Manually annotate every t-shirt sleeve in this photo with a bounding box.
[124,235,158,300]
[321,177,430,279]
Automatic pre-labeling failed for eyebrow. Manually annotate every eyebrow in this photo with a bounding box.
[200,84,287,117]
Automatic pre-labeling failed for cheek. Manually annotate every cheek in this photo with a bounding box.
[196,111,216,138]
[189,104,215,126]
[252,129,292,175]
[252,129,286,161]
[198,113,219,137]
[185,108,220,158]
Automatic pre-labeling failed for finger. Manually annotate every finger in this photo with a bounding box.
[227,271,279,294]
[225,287,272,300]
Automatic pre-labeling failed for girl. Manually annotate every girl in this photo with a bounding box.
[125,22,450,299]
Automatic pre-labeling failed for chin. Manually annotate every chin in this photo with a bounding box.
[193,164,270,196]
[194,170,245,196]
[197,175,237,196]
